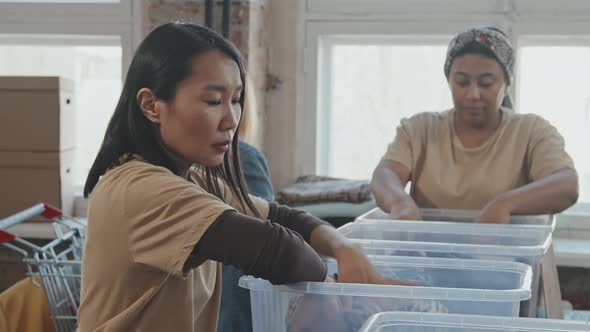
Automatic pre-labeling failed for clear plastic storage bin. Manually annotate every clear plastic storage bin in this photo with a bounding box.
[357,208,555,230]
[359,312,589,332]
[338,220,552,317]
[239,256,532,332]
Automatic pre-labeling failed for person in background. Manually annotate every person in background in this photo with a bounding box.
[237,77,274,203]
[78,23,403,332]
[371,27,578,223]
[218,78,274,332]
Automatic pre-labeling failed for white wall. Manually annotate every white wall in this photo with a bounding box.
[265,0,305,190]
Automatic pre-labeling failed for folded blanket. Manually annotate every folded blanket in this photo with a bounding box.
[276,175,373,206]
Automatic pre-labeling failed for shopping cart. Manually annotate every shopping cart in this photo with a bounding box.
[0,203,86,332]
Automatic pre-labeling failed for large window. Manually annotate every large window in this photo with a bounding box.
[318,37,590,201]
[319,37,452,179]
[301,1,590,205]
[517,42,590,202]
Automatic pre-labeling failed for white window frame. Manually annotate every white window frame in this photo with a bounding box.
[0,0,142,80]
[0,1,132,21]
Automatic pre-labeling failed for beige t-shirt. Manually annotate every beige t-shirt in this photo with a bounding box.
[77,159,268,332]
[382,109,575,209]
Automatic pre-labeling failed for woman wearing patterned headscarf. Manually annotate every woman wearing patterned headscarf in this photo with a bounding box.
[372,27,578,223]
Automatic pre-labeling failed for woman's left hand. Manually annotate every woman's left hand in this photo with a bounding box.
[477,197,512,224]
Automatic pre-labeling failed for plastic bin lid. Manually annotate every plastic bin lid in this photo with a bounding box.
[359,312,590,331]
[340,220,552,257]
[239,255,532,302]
[357,208,555,230]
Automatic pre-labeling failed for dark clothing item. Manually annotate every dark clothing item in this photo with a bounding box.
[187,209,328,284]
[239,141,274,202]
[266,202,331,243]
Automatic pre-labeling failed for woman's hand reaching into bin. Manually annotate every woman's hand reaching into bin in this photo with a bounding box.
[333,244,417,286]
[309,225,417,286]
[477,196,512,224]
[388,196,422,221]
[287,246,417,332]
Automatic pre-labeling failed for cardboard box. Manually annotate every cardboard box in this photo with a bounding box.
[0,150,75,219]
[0,76,75,152]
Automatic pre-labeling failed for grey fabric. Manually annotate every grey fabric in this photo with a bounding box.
[276,175,373,206]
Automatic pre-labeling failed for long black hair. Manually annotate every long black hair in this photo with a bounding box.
[84,22,258,216]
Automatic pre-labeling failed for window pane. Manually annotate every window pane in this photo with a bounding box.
[518,46,590,202]
[323,42,452,179]
[0,42,122,189]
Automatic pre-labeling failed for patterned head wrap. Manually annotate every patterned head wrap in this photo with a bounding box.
[444,27,514,107]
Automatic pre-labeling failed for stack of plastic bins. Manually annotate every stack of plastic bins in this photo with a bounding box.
[337,220,551,317]
[239,256,531,332]
[359,312,589,332]
[357,207,555,230]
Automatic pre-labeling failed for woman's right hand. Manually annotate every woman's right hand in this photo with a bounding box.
[333,244,417,286]
[388,196,422,221]
[288,254,416,332]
